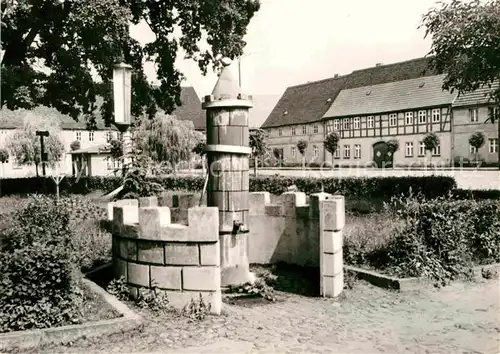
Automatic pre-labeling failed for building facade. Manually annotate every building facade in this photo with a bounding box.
[261,57,499,167]
[0,86,206,178]
[322,75,455,167]
[451,85,499,165]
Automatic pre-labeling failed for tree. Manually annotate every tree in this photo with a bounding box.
[192,141,207,175]
[296,140,308,169]
[272,148,283,167]
[0,148,8,196]
[6,109,64,176]
[469,132,486,163]
[1,0,260,128]
[324,132,340,167]
[421,0,500,169]
[133,113,199,174]
[249,129,267,176]
[386,139,399,168]
[423,132,440,165]
[70,141,81,151]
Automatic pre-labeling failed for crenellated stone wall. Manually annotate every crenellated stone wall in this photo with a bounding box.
[248,191,332,267]
[108,196,222,314]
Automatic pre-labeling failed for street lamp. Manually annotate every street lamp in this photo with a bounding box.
[35,130,49,177]
[112,62,133,169]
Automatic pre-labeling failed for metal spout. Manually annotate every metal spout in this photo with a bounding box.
[232,220,247,234]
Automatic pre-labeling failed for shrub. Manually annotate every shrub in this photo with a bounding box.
[375,194,500,284]
[182,294,211,321]
[0,195,83,332]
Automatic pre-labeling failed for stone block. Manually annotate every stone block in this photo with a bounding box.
[211,109,230,126]
[282,192,307,217]
[264,204,282,217]
[218,126,243,146]
[158,193,173,207]
[165,243,199,265]
[111,234,119,256]
[182,266,220,291]
[229,109,248,126]
[127,284,139,300]
[214,171,243,191]
[219,210,244,232]
[323,273,344,298]
[200,243,220,266]
[323,250,343,277]
[227,191,248,212]
[113,258,128,280]
[127,262,150,287]
[112,205,139,234]
[108,199,138,221]
[187,207,219,242]
[323,230,343,254]
[166,290,222,315]
[296,205,310,219]
[139,196,158,207]
[309,192,332,218]
[241,171,249,191]
[242,128,249,146]
[207,191,226,209]
[211,156,232,171]
[321,196,345,231]
[150,266,182,290]
[121,224,139,238]
[249,192,271,216]
[173,194,197,209]
[137,241,165,264]
[159,224,189,242]
[119,239,137,261]
[138,207,171,240]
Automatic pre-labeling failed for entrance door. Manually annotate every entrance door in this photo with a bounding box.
[373,141,392,168]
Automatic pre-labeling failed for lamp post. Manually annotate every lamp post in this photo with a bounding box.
[36,130,49,177]
[112,62,133,172]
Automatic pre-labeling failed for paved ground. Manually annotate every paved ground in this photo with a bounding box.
[31,276,499,354]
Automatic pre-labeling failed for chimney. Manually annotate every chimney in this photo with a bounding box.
[375,63,383,67]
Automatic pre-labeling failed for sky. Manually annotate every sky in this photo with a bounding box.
[130,0,445,126]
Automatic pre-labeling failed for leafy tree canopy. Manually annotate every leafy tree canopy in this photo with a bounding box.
[386,139,399,153]
[469,132,485,149]
[0,148,8,164]
[134,113,201,172]
[249,128,267,157]
[1,0,261,127]
[421,0,500,109]
[70,140,81,151]
[297,140,308,155]
[423,132,440,151]
[324,132,340,155]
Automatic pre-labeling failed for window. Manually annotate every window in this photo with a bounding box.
[432,144,441,156]
[488,107,499,121]
[291,127,296,136]
[367,116,375,128]
[343,144,350,159]
[353,117,360,129]
[418,110,427,124]
[278,128,282,137]
[470,145,477,154]
[419,142,426,156]
[343,118,350,130]
[354,144,361,159]
[106,131,114,142]
[469,109,479,122]
[89,131,95,142]
[76,131,82,141]
[389,113,397,127]
[334,148,340,159]
[405,112,413,125]
[326,122,333,133]
[291,147,296,158]
[432,109,441,123]
[302,126,307,135]
[313,145,318,157]
[489,138,498,153]
[313,125,319,134]
[405,142,414,157]
[333,120,340,131]
[106,157,114,170]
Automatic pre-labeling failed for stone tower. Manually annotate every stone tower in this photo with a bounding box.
[202,58,254,287]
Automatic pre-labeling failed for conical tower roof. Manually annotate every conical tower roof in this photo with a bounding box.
[211,58,241,100]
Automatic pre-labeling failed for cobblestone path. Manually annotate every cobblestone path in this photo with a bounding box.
[30,277,499,354]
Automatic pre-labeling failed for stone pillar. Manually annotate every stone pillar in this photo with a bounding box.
[320,196,345,297]
[202,58,254,287]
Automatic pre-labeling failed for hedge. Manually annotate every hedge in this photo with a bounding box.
[0,175,465,199]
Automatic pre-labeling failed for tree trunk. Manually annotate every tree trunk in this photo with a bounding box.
[253,156,257,177]
[35,163,39,177]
